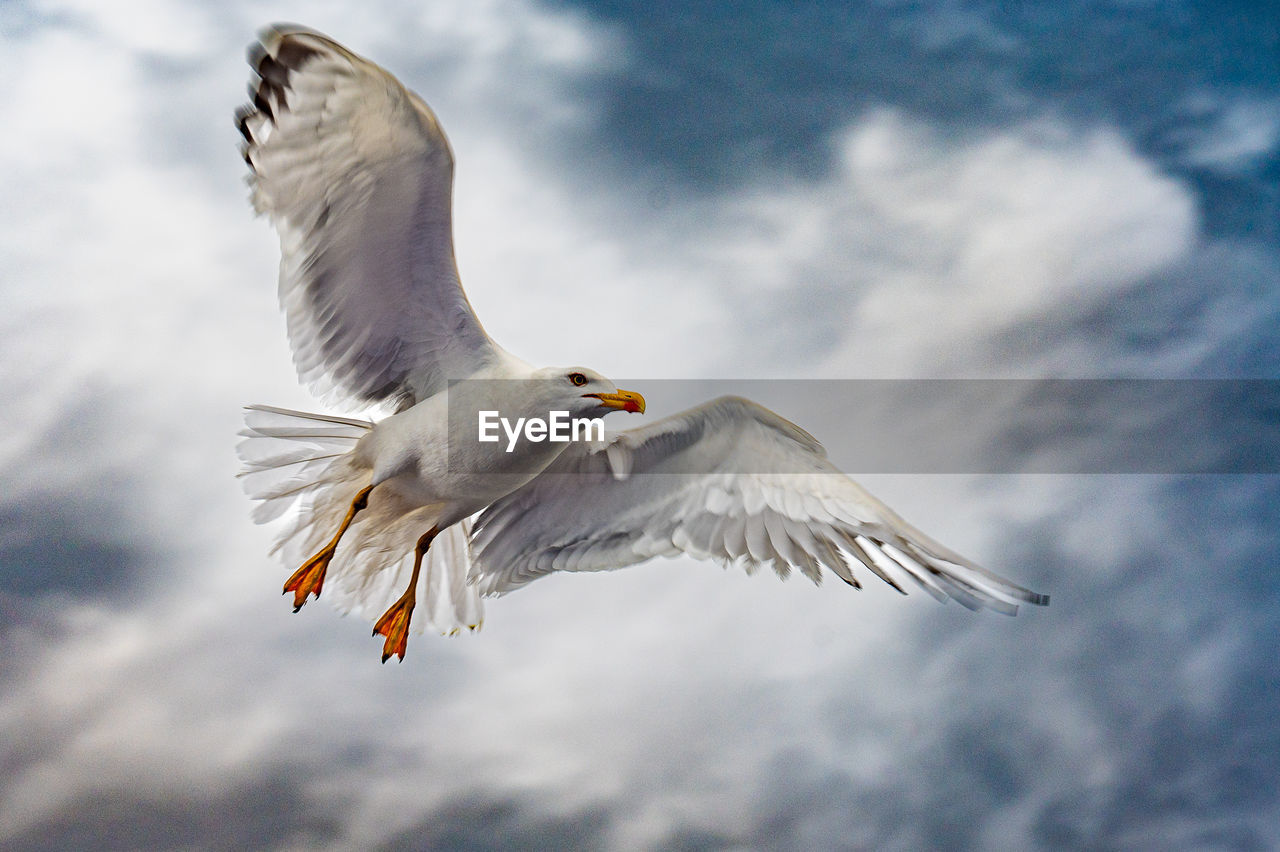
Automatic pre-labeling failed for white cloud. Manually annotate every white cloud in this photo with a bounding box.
[0,1,1268,849]
[1179,91,1280,172]
[27,0,219,58]
[694,111,1198,376]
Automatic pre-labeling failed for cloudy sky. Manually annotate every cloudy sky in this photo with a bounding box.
[2,0,1279,848]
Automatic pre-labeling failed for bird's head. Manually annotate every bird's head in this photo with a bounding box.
[531,366,646,419]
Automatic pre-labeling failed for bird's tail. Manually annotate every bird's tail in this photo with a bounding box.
[237,404,482,634]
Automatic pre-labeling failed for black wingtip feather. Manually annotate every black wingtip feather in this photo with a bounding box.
[246,39,268,70]
[239,29,330,139]
[233,104,254,140]
[274,37,324,71]
[251,85,273,120]
[255,53,290,87]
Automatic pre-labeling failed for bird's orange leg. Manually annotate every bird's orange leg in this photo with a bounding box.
[283,484,374,612]
[372,526,438,663]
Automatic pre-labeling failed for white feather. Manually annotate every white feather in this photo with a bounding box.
[473,397,1048,613]
[237,24,509,408]
[237,404,483,633]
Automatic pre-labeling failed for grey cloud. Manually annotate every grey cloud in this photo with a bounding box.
[605,475,1278,850]
[1000,241,1280,376]
[563,4,1027,191]
[566,2,1278,238]
[897,480,1280,849]
[378,795,610,852]
[0,493,145,602]
[3,772,348,852]
[0,392,163,606]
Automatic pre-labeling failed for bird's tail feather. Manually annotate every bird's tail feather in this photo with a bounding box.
[237,404,482,634]
[238,404,372,525]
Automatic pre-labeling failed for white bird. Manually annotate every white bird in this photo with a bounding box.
[236,25,1047,662]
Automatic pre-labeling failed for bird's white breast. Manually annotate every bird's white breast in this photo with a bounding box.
[357,383,574,513]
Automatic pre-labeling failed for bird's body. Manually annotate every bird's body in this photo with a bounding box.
[355,362,641,522]
[236,24,1047,661]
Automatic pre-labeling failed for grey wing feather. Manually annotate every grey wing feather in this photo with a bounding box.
[238,24,501,407]
[471,396,1049,614]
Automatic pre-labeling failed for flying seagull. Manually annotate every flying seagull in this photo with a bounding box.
[235,24,1048,662]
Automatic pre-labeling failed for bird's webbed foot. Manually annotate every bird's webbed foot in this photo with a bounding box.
[283,547,334,611]
[372,591,416,663]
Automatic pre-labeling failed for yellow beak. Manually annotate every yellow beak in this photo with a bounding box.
[586,389,646,414]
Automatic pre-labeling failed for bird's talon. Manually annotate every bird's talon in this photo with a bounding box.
[283,547,333,610]
[372,595,415,662]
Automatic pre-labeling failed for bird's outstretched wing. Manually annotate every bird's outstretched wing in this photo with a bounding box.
[237,24,502,408]
[472,396,1049,613]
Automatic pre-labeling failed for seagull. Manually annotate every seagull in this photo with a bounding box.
[236,24,1048,662]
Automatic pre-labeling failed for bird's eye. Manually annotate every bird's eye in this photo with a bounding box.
[569,372,588,387]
